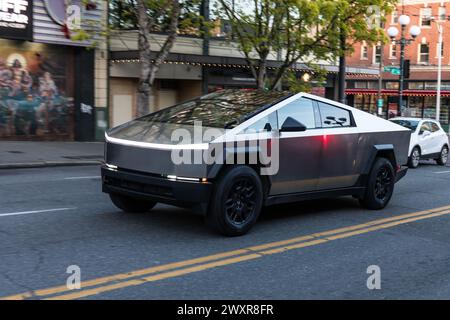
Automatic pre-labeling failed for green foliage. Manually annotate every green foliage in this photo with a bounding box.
[216,0,396,91]
[109,0,204,35]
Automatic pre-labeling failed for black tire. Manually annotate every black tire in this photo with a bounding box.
[110,193,157,213]
[206,166,263,237]
[360,158,395,210]
[436,145,449,166]
[408,147,420,169]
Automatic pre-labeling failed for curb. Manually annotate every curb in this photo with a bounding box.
[0,160,103,170]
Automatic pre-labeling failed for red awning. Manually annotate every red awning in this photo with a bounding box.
[345,89,450,97]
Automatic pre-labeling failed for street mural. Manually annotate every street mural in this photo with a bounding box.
[0,40,74,139]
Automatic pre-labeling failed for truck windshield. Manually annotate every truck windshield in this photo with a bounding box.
[139,89,290,129]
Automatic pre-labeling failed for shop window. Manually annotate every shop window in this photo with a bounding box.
[354,95,364,110]
[367,82,379,89]
[419,43,430,64]
[423,96,436,119]
[160,79,178,90]
[440,98,450,125]
[409,82,424,90]
[408,96,423,118]
[421,8,432,26]
[386,82,399,90]
[425,82,437,90]
[354,81,368,89]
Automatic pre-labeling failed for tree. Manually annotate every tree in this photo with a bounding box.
[216,0,395,92]
[334,0,397,103]
[109,0,203,116]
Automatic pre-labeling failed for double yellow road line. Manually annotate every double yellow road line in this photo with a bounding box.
[3,204,450,300]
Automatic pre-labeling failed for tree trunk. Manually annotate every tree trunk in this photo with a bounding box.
[137,33,152,116]
[257,60,267,90]
[135,0,180,117]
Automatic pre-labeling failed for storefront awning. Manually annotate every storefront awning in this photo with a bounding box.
[345,89,450,97]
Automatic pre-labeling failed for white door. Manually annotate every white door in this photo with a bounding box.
[112,95,133,127]
[418,122,434,155]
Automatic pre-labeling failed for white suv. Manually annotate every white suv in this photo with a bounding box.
[390,118,449,168]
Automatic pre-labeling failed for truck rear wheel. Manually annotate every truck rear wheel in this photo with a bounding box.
[110,194,157,213]
[207,166,263,237]
[360,158,395,210]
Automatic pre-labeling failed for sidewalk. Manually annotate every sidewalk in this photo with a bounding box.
[0,141,104,169]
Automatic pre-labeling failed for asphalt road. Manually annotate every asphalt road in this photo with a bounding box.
[1,161,450,300]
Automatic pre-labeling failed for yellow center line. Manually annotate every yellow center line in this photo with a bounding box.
[2,204,450,300]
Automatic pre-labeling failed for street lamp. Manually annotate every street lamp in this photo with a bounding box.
[430,17,444,124]
[387,15,421,116]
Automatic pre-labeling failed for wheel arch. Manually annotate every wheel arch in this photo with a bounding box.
[363,145,398,176]
[213,163,271,201]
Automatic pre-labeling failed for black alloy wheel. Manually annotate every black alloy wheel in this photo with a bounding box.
[207,166,263,237]
[225,178,257,226]
[360,157,395,210]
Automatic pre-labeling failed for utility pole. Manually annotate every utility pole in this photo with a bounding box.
[436,21,443,123]
[338,30,346,104]
[376,44,384,116]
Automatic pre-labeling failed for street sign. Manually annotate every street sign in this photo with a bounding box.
[384,66,401,75]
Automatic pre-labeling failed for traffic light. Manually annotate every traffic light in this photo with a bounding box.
[404,60,411,79]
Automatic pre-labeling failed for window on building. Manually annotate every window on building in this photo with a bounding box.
[421,8,432,26]
[437,42,444,57]
[419,43,430,63]
[318,102,353,128]
[390,44,397,58]
[392,11,398,24]
[361,43,368,60]
[439,7,446,21]
[374,45,382,64]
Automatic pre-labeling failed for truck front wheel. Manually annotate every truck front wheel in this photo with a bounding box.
[207,166,263,237]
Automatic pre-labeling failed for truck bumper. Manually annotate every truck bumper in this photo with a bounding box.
[101,166,213,207]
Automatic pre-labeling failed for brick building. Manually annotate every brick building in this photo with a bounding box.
[346,0,450,131]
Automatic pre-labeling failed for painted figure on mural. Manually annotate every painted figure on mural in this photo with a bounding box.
[10,59,33,97]
[0,49,72,138]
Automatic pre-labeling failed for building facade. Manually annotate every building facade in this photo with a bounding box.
[109,31,378,128]
[346,0,450,131]
[0,0,107,141]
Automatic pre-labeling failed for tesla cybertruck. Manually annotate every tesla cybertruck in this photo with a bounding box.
[102,90,410,236]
